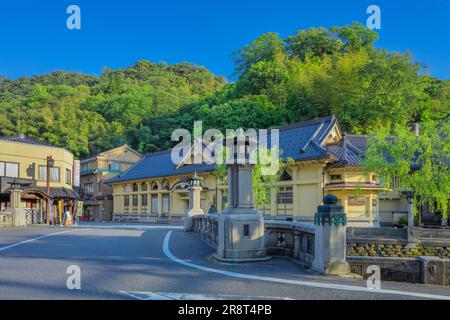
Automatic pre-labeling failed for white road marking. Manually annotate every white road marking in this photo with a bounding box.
[163,231,450,300]
[0,229,85,253]
[119,291,293,300]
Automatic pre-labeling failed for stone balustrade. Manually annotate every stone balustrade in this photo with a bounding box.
[264,221,315,265]
[192,214,219,247]
[0,212,12,227]
[191,215,315,266]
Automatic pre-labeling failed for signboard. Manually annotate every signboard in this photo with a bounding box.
[348,197,367,207]
[73,160,80,187]
[76,201,84,217]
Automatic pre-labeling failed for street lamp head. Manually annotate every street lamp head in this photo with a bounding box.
[47,156,55,167]
[403,190,414,204]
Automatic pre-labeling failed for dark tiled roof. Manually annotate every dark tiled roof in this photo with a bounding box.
[107,116,339,184]
[21,187,79,199]
[39,187,79,199]
[326,135,398,168]
[0,134,55,147]
[326,135,368,168]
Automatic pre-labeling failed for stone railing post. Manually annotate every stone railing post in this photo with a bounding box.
[312,194,350,275]
[184,173,204,232]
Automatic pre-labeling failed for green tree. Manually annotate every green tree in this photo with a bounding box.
[363,115,450,221]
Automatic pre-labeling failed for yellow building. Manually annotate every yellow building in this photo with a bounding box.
[0,134,77,224]
[80,145,141,221]
[108,116,388,227]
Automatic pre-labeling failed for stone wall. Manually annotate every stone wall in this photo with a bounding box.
[347,227,450,286]
[347,227,450,259]
[346,240,449,259]
[348,256,450,286]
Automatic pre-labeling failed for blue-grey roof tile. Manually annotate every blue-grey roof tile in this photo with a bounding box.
[107,116,338,184]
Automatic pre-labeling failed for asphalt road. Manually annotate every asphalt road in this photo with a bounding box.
[0,223,449,300]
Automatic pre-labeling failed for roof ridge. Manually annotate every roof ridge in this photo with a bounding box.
[0,134,56,148]
[277,115,335,132]
[144,149,174,158]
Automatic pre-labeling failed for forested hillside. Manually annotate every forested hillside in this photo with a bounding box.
[0,23,448,158]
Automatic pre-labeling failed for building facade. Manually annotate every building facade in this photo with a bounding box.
[0,134,77,225]
[79,145,141,221]
[108,116,397,227]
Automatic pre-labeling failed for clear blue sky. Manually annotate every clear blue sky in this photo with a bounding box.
[0,0,449,80]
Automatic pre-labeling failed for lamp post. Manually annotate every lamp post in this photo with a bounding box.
[46,156,54,225]
[402,190,416,248]
[403,190,415,228]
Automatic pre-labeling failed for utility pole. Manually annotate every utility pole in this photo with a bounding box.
[46,156,54,225]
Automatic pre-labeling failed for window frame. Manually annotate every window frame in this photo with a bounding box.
[38,165,60,182]
[0,161,19,178]
[65,168,72,185]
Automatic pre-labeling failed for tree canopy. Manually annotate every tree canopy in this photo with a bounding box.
[0,23,448,160]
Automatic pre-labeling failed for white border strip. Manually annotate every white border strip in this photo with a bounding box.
[0,229,85,252]
[163,231,450,300]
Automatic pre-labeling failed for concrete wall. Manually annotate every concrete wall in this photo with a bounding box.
[348,256,450,286]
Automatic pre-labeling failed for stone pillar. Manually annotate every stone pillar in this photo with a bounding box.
[10,188,23,209]
[312,194,350,275]
[9,187,27,227]
[216,162,268,262]
[184,173,204,231]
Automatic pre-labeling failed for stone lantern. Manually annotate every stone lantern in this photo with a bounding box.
[7,180,28,227]
[184,172,204,231]
[215,139,268,262]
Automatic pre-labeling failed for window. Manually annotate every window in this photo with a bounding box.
[277,186,293,215]
[141,182,148,191]
[108,161,120,171]
[39,166,60,182]
[81,161,95,173]
[123,184,130,193]
[132,183,139,192]
[124,195,130,207]
[243,224,250,237]
[141,194,148,207]
[279,169,293,181]
[162,180,170,190]
[330,174,342,181]
[66,169,72,185]
[84,183,94,194]
[0,162,19,178]
[50,167,60,182]
[162,194,170,214]
[132,194,138,207]
[151,182,158,190]
[151,195,158,214]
